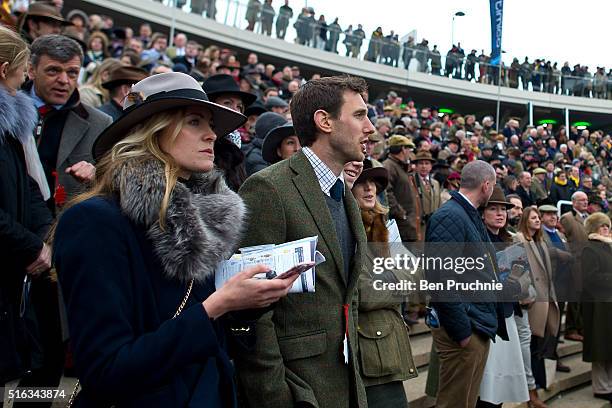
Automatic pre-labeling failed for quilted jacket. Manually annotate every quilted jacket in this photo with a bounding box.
[425,191,507,342]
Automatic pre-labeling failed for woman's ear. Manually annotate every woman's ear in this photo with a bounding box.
[0,62,9,80]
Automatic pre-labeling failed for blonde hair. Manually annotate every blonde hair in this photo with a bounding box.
[83,58,121,102]
[50,108,187,245]
[0,25,30,75]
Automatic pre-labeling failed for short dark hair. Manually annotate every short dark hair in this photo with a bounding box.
[290,75,368,147]
[30,34,84,66]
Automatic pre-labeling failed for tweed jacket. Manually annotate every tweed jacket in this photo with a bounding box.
[235,150,368,408]
[383,155,422,241]
[560,210,588,296]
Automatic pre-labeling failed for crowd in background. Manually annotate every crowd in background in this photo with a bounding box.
[142,0,612,99]
[2,1,612,408]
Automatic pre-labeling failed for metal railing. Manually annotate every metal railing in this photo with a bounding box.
[153,0,612,100]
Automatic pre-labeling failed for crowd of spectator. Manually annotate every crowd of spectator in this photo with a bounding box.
[2,1,612,407]
[144,0,612,99]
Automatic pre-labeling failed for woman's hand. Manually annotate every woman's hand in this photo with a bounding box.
[203,265,300,319]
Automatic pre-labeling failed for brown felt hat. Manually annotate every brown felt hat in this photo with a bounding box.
[486,185,515,209]
[102,66,149,90]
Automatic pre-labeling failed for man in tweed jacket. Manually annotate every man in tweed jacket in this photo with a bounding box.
[235,76,374,408]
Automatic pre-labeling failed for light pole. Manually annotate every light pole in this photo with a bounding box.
[451,11,466,47]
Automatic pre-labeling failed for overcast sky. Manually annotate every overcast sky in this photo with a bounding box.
[212,0,610,70]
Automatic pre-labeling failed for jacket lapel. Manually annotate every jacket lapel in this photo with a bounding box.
[56,111,90,168]
[290,152,346,285]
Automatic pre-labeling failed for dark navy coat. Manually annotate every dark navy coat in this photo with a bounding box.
[54,197,236,407]
[425,191,507,342]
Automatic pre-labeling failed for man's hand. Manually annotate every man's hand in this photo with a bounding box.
[459,335,471,348]
[26,243,52,276]
[66,161,95,183]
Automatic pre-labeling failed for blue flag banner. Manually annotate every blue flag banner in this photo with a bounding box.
[489,0,503,66]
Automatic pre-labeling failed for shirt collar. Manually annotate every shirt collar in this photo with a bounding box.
[543,225,557,233]
[458,191,477,209]
[29,86,63,110]
[302,147,344,197]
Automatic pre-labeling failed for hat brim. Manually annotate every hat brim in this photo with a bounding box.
[101,78,144,90]
[244,105,267,117]
[261,124,295,163]
[413,157,436,163]
[486,200,515,209]
[207,90,257,107]
[354,167,389,191]
[92,96,246,161]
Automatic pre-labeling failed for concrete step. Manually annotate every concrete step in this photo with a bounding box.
[547,384,612,408]
[405,339,586,408]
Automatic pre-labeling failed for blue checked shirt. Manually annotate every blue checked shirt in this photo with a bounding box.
[302,147,345,198]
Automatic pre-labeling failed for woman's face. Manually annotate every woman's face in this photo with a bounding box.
[90,38,103,52]
[484,204,507,230]
[0,61,27,96]
[527,211,541,231]
[159,106,216,177]
[353,180,377,210]
[277,135,301,160]
[343,161,363,189]
[597,224,610,237]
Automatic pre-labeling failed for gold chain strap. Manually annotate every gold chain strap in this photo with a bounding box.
[67,278,195,407]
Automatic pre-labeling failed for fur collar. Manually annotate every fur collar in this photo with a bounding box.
[0,87,37,145]
[113,158,246,283]
[588,233,612,244]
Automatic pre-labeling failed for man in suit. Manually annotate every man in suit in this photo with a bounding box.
[412,150,441,241]
[171,40,200,72]
[383,135,421,242]
[20,34,111,396]
[540,205,573,373]
[531,168,549,204]
[516,171,536,207]
[26,35,112,210]
[559,191,589,341]
[236,76,375,408]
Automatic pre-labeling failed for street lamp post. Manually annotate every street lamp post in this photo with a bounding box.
[451,11,466,47]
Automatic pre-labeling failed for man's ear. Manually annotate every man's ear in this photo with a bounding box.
[27,61,36,81]
[313,109,332,135]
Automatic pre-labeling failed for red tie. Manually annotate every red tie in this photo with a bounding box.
[37,104,54,118]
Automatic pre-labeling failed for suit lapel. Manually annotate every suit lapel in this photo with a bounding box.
[290,152,346,285]
[56,111,90,168]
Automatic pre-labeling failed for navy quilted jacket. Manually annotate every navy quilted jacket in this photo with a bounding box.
[425,191,507,342]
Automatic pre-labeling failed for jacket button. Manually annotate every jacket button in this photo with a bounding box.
[376,331,382,336]
[409,369,414,373]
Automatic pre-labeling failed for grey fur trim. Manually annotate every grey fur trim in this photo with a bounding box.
[113,158,245,283]
[0,87,37,145]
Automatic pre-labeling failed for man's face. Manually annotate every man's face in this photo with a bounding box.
[29,55,81,106]
[140,25,151,38]
[128,39,143,54]
[416,160,432,177]
[186,43,199,58]
[377,124,390,136]
[365,139,378,156]
[541,212,558,229]
[508,198,523,221]
[573,192,588,212]
[175,34,187,48]
[153,38,167,52]
[520,173,532,188]
[328,91,375,164]
[28,19,62,38]
[247,53,258,65]
[583,178,593,189]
